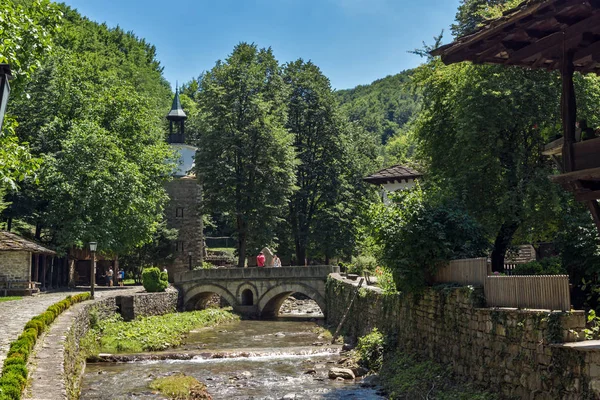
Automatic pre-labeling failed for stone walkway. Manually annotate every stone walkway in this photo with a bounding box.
[22,288,142,400]
[0,288,137,371]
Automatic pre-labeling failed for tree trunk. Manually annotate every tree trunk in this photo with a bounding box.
[295,240,306,267]
[490,220,520,273]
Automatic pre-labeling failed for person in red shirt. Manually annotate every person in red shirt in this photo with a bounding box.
[256,251,265,267]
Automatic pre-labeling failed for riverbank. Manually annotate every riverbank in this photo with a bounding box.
[326,273,600,399]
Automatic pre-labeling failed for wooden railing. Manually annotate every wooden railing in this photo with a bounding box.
[434,258,490,287]
[484,275,570,311]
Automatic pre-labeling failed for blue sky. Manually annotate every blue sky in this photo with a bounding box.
[61,0,461,90]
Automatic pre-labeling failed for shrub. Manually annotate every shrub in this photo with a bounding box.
[512,256,565,276]
[370,185,489,293]
[347,255,378,275]
[356,328,385,372]
[142,267,168,292]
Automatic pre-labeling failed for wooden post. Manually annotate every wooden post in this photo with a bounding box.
[33,254,39,283]
[561,48,576,172]
[41,255,47,290]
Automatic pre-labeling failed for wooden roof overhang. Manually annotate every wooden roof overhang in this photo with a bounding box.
[431,0,600,234]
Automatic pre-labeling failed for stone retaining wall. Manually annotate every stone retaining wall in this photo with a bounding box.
[326,274,600,399]
[117,287,178,321]
[62,289,178,399]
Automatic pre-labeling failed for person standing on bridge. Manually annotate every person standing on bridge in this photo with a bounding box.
[256,251,265,267]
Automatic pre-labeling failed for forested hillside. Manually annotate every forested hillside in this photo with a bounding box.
[335,70,419,164]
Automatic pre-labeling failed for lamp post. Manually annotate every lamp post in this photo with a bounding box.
[0,64,12,131]
[188,251,193,271]
[89,242,97,299]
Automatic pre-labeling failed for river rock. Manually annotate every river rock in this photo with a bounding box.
[352,367,369,377]
[328,367,355,380]
[341,343,355,351]
[274,332,286,337]
[240,371,253,378]
[282,393,297,399]
[304,369,316,375]
[361,374,380,387]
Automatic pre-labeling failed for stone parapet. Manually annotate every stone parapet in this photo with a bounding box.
[326,274,598,399]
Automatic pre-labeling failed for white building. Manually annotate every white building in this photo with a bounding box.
[363,164,422,204]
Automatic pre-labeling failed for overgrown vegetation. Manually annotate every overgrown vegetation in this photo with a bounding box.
[84,308,238,354]
[142,267,168,292]
[379,351,499,400]
[355,328,385,371]
[369,185,489,293]
[512,256,565,276]
[0,293,90,400]
[149,374,212,400]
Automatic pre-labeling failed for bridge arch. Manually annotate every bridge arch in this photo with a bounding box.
[235,282,259,306]
[183,283,237,311]
[257,282,326,318]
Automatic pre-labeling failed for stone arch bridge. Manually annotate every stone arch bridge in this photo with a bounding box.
[173,266,340,318]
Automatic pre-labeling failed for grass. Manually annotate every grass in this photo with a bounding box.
[207,247,235,254]
[379,351,499,400]
[150,374,211,399]
[122,279,139,286]
[0,296,22,303]
[85,308,239,354]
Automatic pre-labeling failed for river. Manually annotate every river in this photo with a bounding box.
[79,305,384,399]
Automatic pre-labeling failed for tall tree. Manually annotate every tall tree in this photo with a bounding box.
[5,3,174,254]
[283,60,347,263]
[0,0,62,199]
[196,43,296,267]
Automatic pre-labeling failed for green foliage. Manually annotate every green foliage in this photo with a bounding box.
[0,292,90,400]
[283,59,378,264]
[346,254,378,275]
[141,267,168,293]
[86,308,238,354]
[194,43,296,267]
[512,257,565,276]
[374,266,398,295]
[335,70,419,149]
[0,0,61,194]
[149,373,210,400]
[380,351,498,400]
[356,328,385,372]
[584,309,600,340]
[370,185,489,292]
[0,297,22,303]
[4,3,173,255]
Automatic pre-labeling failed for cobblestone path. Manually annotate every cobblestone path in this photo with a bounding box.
[0,288,138,371]
[23,287,142,400]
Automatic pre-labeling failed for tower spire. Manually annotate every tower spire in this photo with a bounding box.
[166,83,187,143]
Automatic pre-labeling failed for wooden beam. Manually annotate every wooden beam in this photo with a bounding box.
[575,190,600,201]
[561,49,576,172]
[505,13,600,65]
[586,200,600,236]
[550,167,600,184]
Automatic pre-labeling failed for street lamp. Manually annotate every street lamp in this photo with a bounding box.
[188,251,193,271]
[89,242,97,299]
[0,64,12,132]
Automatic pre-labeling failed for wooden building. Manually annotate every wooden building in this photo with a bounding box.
[0,231,57,295]
[432,0,600,234]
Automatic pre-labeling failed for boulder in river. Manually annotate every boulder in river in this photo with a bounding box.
[361,374,380,387]
[352,367,369,377]
[328,367,355,380]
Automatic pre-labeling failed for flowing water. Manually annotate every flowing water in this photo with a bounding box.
[79,315,384,399]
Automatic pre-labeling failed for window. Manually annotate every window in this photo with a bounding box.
[175,241,185,252]
[176,207,184,218]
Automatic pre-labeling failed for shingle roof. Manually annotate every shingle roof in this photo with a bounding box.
[0,231,56,255]
[363,165,423,185]
[166,89,187,121]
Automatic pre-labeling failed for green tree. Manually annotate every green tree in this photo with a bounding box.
[0,0,62,193]
[4,4,174,256]
[196,43,296,267]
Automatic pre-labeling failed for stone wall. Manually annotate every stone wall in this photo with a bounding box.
[117,287,178,321]
[62,290,178,398]
[326,274,600,399]
[0,251,30,280]
[164,176,204,278]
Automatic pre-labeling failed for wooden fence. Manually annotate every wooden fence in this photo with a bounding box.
[434,258,490,287]
[484,275,570,311]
